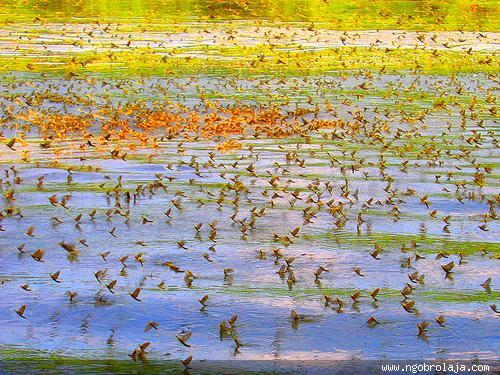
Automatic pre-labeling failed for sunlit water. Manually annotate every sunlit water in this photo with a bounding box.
[0,69,498,370]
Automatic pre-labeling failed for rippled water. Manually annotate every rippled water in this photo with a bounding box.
[0,71,498,372]
[0,1,499,369]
